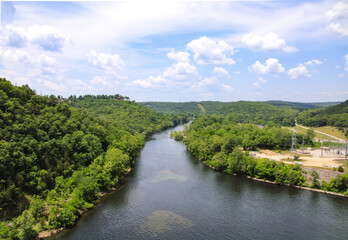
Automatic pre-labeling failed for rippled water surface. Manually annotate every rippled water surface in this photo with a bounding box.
[52,125,348,240]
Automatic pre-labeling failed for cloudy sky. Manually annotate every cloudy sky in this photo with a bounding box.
[0,0,347,102]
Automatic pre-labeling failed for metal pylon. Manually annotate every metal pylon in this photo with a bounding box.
[291,130,297,157]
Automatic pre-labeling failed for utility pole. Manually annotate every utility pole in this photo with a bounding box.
[344,138,347,162]
[302,135,304,154]
[321,139,323,158]
[329,139,331,153]
[291,130,297,158]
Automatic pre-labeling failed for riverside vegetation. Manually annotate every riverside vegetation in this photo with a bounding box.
[0,78,188,239]
[171,115,348,195]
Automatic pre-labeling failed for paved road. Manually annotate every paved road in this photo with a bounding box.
[295,123,346,143]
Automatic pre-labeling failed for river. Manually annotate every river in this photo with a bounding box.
[51,124,348,240]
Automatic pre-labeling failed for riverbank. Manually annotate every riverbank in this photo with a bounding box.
[37,168,133,239]
[198,155,347,198]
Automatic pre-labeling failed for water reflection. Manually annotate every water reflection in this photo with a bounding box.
[151,170,188,183]
[140,210,193,237]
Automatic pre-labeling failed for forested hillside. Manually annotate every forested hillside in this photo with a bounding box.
[141,102,203,116]
[0,78,175,239]
[208,101,298,126]
[142,101,298,126]
[297,100,348,131]
[265,100,329,110]
[69,96,188,135]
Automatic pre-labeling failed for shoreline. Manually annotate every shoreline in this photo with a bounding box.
[37,168,133,239]
[199,156,347,198]
[248,176,347,198]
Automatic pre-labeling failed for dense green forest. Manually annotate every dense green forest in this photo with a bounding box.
[297,100,348,132]
[0,78,177,239]
[142,101,204,116]
[143,101,299,126]
[68,95,189,135]
[172,116,348,195]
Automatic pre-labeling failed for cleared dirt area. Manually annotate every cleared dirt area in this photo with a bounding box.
[252,149,347,169]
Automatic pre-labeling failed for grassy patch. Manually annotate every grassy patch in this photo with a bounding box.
[287,126,340,141]
[313,126,347,140]
[197,103,206,113]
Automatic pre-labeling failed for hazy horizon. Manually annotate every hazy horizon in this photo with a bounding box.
[1,0,347,102]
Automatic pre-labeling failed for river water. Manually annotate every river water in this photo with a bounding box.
[52,124,348,240]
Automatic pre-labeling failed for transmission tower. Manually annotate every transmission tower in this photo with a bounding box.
[291,130,297,157]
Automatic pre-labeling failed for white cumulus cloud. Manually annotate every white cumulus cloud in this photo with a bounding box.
[326,2,348,37]
[288,64,311,79]
[249,58,285,75]
[27,25,68,52]
[163,61,197,80]
[90,75,120,87]
[327,22,348,36]
[88,50,125,72]
[187,36,235,65]
[4,25,28,48]
[131,60,197,89]
[131,76,167,88]
[39,54,56,67]
[258,77,266,83]
[252,82,261,88]
[242,32,297,53]
[252,77,266,88]
[222,84,234,91]
[213,67,228,76]
[2,24,68,52]
[167,51,190,62]
[326,1,348,20]
[199,76,217,86]
[0,48,35,64]
[42,79,63,92]
[41,67,56,75]
[305,59,323,66]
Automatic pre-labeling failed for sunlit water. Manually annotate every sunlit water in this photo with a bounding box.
[52,125,348,240]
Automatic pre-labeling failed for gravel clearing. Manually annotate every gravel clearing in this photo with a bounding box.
[302,167,342,183]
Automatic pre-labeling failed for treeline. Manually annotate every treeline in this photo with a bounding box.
[143,101,298,126]
[141,102,204,116]
[70,96,189,135]
[264,100,340,110]
[208,101,298,126]
[67,94,129,101]
[297,100,348,132]
[172,115,348,195]
[0,78,175,239]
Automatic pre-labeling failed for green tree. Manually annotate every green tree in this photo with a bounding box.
[310,170,320,189]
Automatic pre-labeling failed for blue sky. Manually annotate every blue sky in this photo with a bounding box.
[0,0,347,102]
